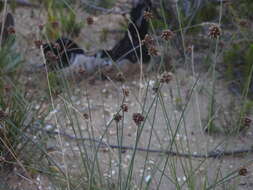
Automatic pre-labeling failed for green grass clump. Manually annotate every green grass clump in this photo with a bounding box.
[223,43,253,97]
[231,0,253,19]
[43,0,83,39]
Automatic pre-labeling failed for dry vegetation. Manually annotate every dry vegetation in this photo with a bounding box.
[0,0,253,189]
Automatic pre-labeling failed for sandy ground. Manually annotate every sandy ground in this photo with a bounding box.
[1,2,253,190]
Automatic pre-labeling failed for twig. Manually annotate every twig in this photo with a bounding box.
[34,127,253,159]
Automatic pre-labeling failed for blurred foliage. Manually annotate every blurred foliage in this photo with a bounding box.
[96,0,116,9]
[0,33,26,167]
[194,2,217,22]
[224,43,253,97]
[48,71,62,96]
[0,22,49,173]
[87,0,116,9]
[0,36,21,79]
[231,0,253,20]
[43,0,83,39]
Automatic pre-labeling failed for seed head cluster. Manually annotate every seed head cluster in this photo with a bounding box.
[143,11,153,21]
[160,72,173,84]
[238,167,248,176]
[34,40,43,48]
[244,117,252,127]
[114,113,122,123]
[46,51,58,61]
[148,46,159,56]
[142,34,155,46]
[142,34,159,56]
[133,113,144,125]
[208,24,221,39]
[161,29,174,41]
[86,16,94,25]
[122,88,130,97]
[7,26,15,34]
[121,104,128,112]
[116,72,125,82]
[83,113,89,120]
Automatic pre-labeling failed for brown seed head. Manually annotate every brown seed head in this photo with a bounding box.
[244,117,252,127]
[122,88,130,97]
[83,113,89,120]
[160,72,173,84]
[114,113,122,123]
[46,51,58,61]
[141,34,154,47]
[143,11,153,21]
[7,26,15,34]
[152,86,159,93]
[208,24,221,39]
[187,46,193,52]
[116,72,125,82]
[161,29,174,41]
[121,104,128,112]
[78,67,86,75]
[86,16,94,25]
[34,40,43,48]
[133,113,144,125]
[148,46,159,56]
[238,167,248,176]
[53,42,61,50]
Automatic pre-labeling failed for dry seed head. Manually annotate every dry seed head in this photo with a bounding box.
[46,51,58,61]
[53,42,61,50]
[34,40,43,48]
[114,113,122,122]
[122,88,130,97]
[160,72,173,84]
[121,104,128,112]
[208,24,221,39]
[244,117,252,127]
[143,11,153,21]
[142,34,154,47]
[116,72,125,82]
[86,16,94,25]
[238,167,248,176]
[161,29,174,41]
[133,113,144,125]
[78,67,86,75]
[148,46,159,56]
[83,113,89,120]
[7,26,15,34]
